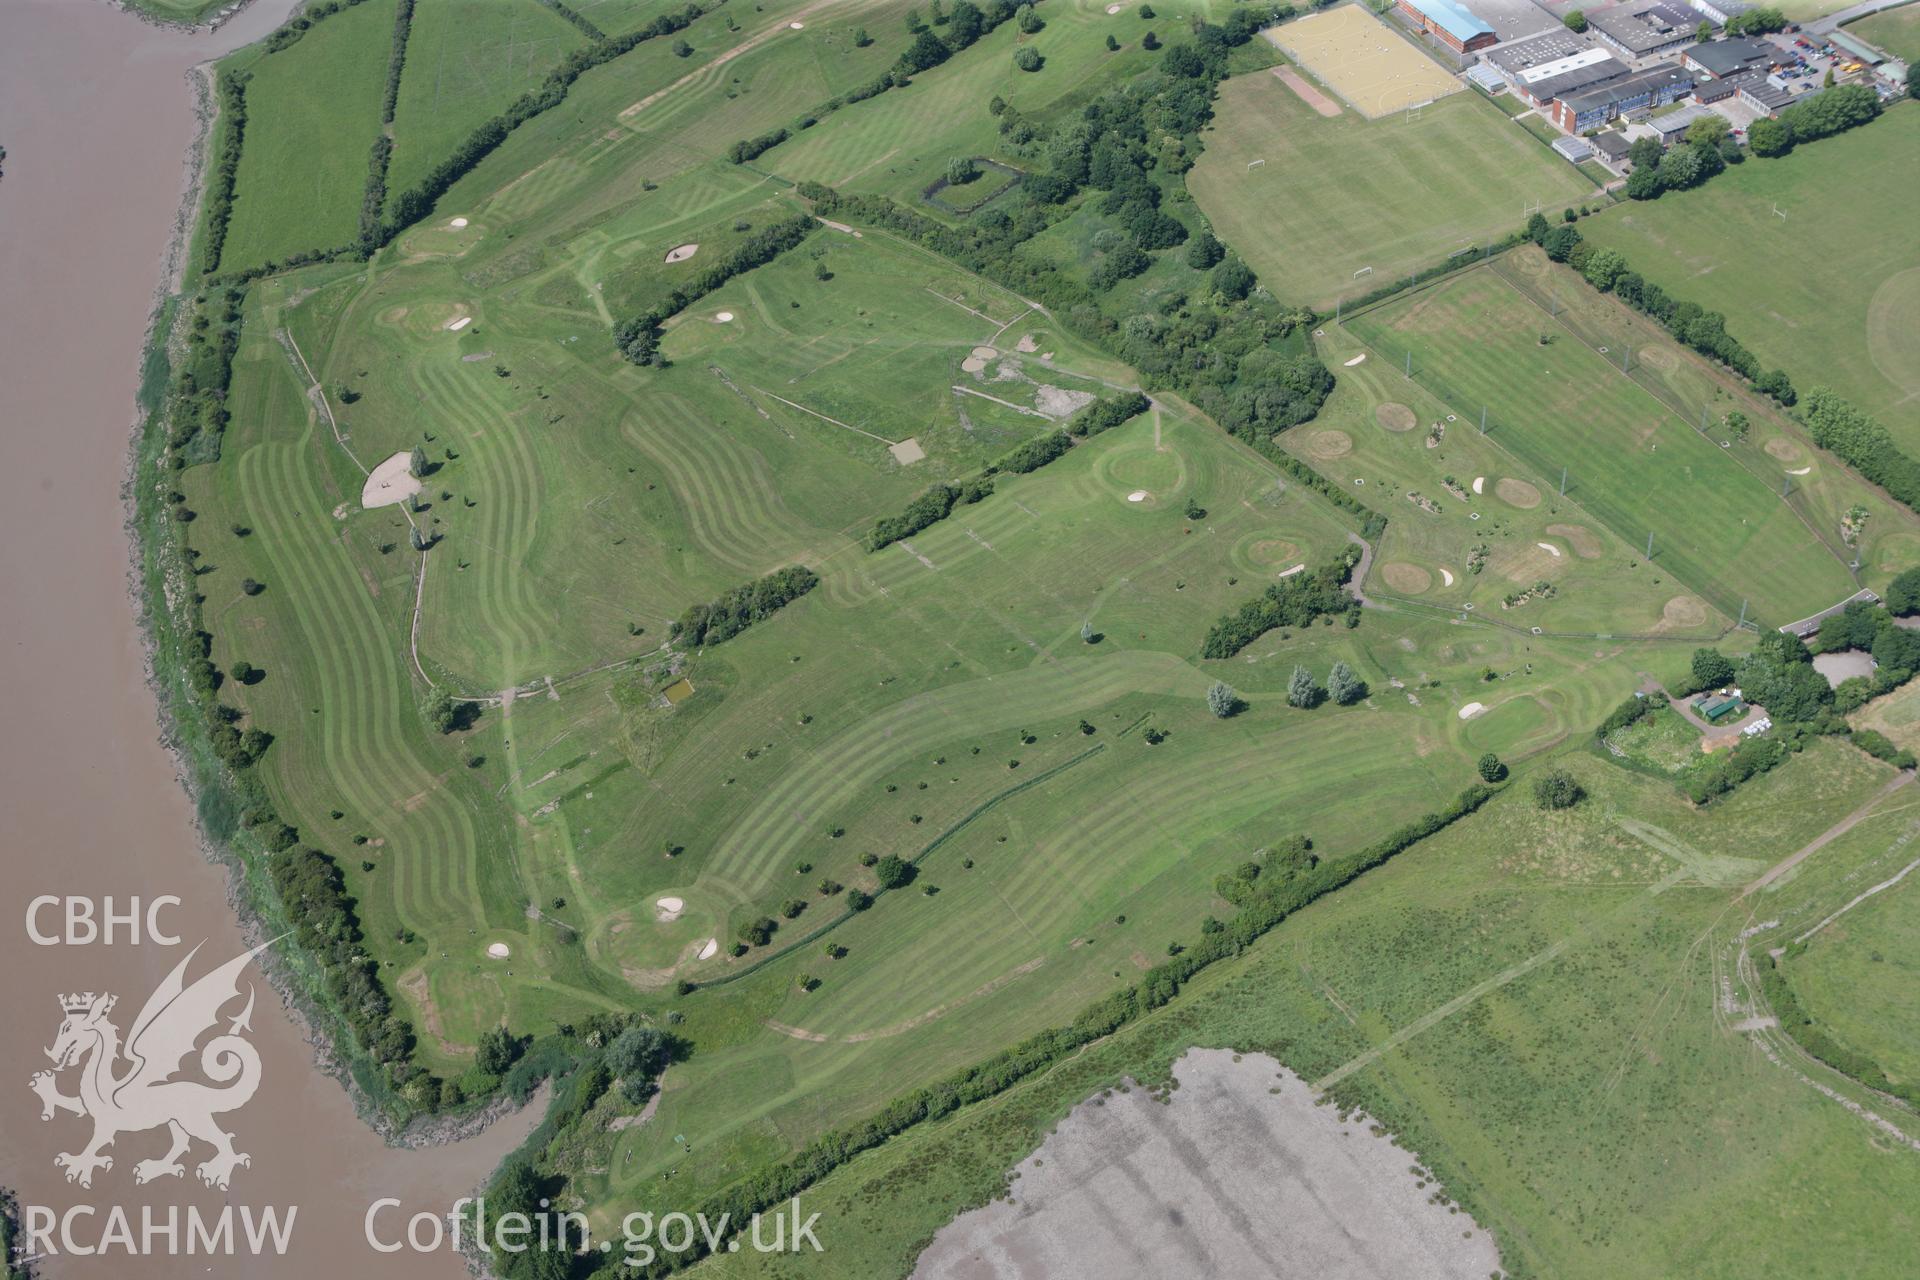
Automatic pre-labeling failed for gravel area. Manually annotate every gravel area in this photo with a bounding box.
[913,1048,1502,1279]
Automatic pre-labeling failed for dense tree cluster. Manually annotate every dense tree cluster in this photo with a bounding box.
[672,565,820,647]
[868,476,995,551]
[1201,546,1361,659]
[1751,82,1881,157]
[1802,388,1920,516]
[1069,390,1150,437]
[615,213,818,364]
[1722,5,1786,34]
[995,429,1072,474]
[200,71,251,275]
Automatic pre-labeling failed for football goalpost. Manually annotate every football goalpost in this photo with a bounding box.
[1247,158,1266,171]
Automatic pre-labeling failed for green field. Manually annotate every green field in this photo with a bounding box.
[1188,71,1597,309]
[1851,4,1920,62]
[220,0,396,270]
[1346,258,1869,628]
[1579,106,1920,451]
[385,0,588,200]
[139,2,1920,1274]
[712,740,1920,1279]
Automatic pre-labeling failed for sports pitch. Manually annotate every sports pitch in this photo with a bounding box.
[1345,259,1865,626]
[1188,75,1596,309]
[1266,5,1462,118]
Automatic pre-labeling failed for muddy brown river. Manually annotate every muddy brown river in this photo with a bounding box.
[0,2,537,1274]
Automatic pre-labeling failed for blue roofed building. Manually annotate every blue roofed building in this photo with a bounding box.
[1395,0,1499,54]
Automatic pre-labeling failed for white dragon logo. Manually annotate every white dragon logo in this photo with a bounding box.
[28,942,268,1191]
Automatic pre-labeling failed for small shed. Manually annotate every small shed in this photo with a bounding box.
[1551,135,1595,163]
[1696,693,1745,724]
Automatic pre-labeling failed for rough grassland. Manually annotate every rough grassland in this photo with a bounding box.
[220,0,396,270]
[1188,72,1595,309]
[716,744,1920,1279]
[386,0,588,201]
[1346,264,1861,626]
[1579,106,1920,450]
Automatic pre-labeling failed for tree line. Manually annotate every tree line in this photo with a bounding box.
[614,212,817,365]
[1802,389,1920,519]
[629,779,1497,1275]
[1532,217,1797,405]
[672,565,820,647]
[722,0,1033,168]
[1201,545,1362,659]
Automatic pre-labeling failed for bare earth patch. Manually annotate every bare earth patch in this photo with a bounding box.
[961,345,997,374]
[1637,344,1679,373]
[1495,477,1541,509]
[1375,402,1416,432]
[1035,385,1096,418]
[1764,437,1808,465]
[1660,595,1710,630]
[1274,65,1342,117]
[1381,561,1431,593]
[1246,538,1301,569]
[913,1049,1499,1279]
[1545,523,1601,559]
[361,451,422,509]
[1306,429,1352,460]
[890,437,927,465]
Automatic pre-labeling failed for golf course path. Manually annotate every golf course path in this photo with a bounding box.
[1742,770,1916,897]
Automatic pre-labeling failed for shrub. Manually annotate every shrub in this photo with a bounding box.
[1477,752,1507,783]
[1533,769,1584,810]
[1205,681,1239,718]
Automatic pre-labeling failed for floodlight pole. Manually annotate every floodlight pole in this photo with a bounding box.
[1699,404,1709,433]
[1560,466,1568,497]
[1404,350,1412,378]
[1621,345,1630,372]
[1646,531,1655,560]
[1479,406,1487,435]
[1738,599,1748,628]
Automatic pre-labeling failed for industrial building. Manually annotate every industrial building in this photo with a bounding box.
[1587,2,1703,59]
[1393,0,1499,53]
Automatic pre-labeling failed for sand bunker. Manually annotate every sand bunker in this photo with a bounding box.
[1472,476,1484,494]
[1495,477,1541,509]
[487,942,511,959]
[890,438,926,465]
[961,345,997,374]
[1375,403,1416,432]
[713,311,735,323]
[1788,466,1811,476]
[1381,562,1431,593]
[655,896,685,923]
[1342,353,1366,367]
[1536,541,1562,558]
[446,315,472,332]
[789,20,805,27]
[913,1049,1499,1280]
[361,451,423,509]
[449,216,469,228]
[1458,702,1486,720]
[1545,523,1601,559]
[1439,567,1455,586]
[1126,490,1149,503]
[1306,429,1352,460]
[1106,2,1124,11]
[664,242,699,263]
[1279,563,1306,577]
[697,938,719,960]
